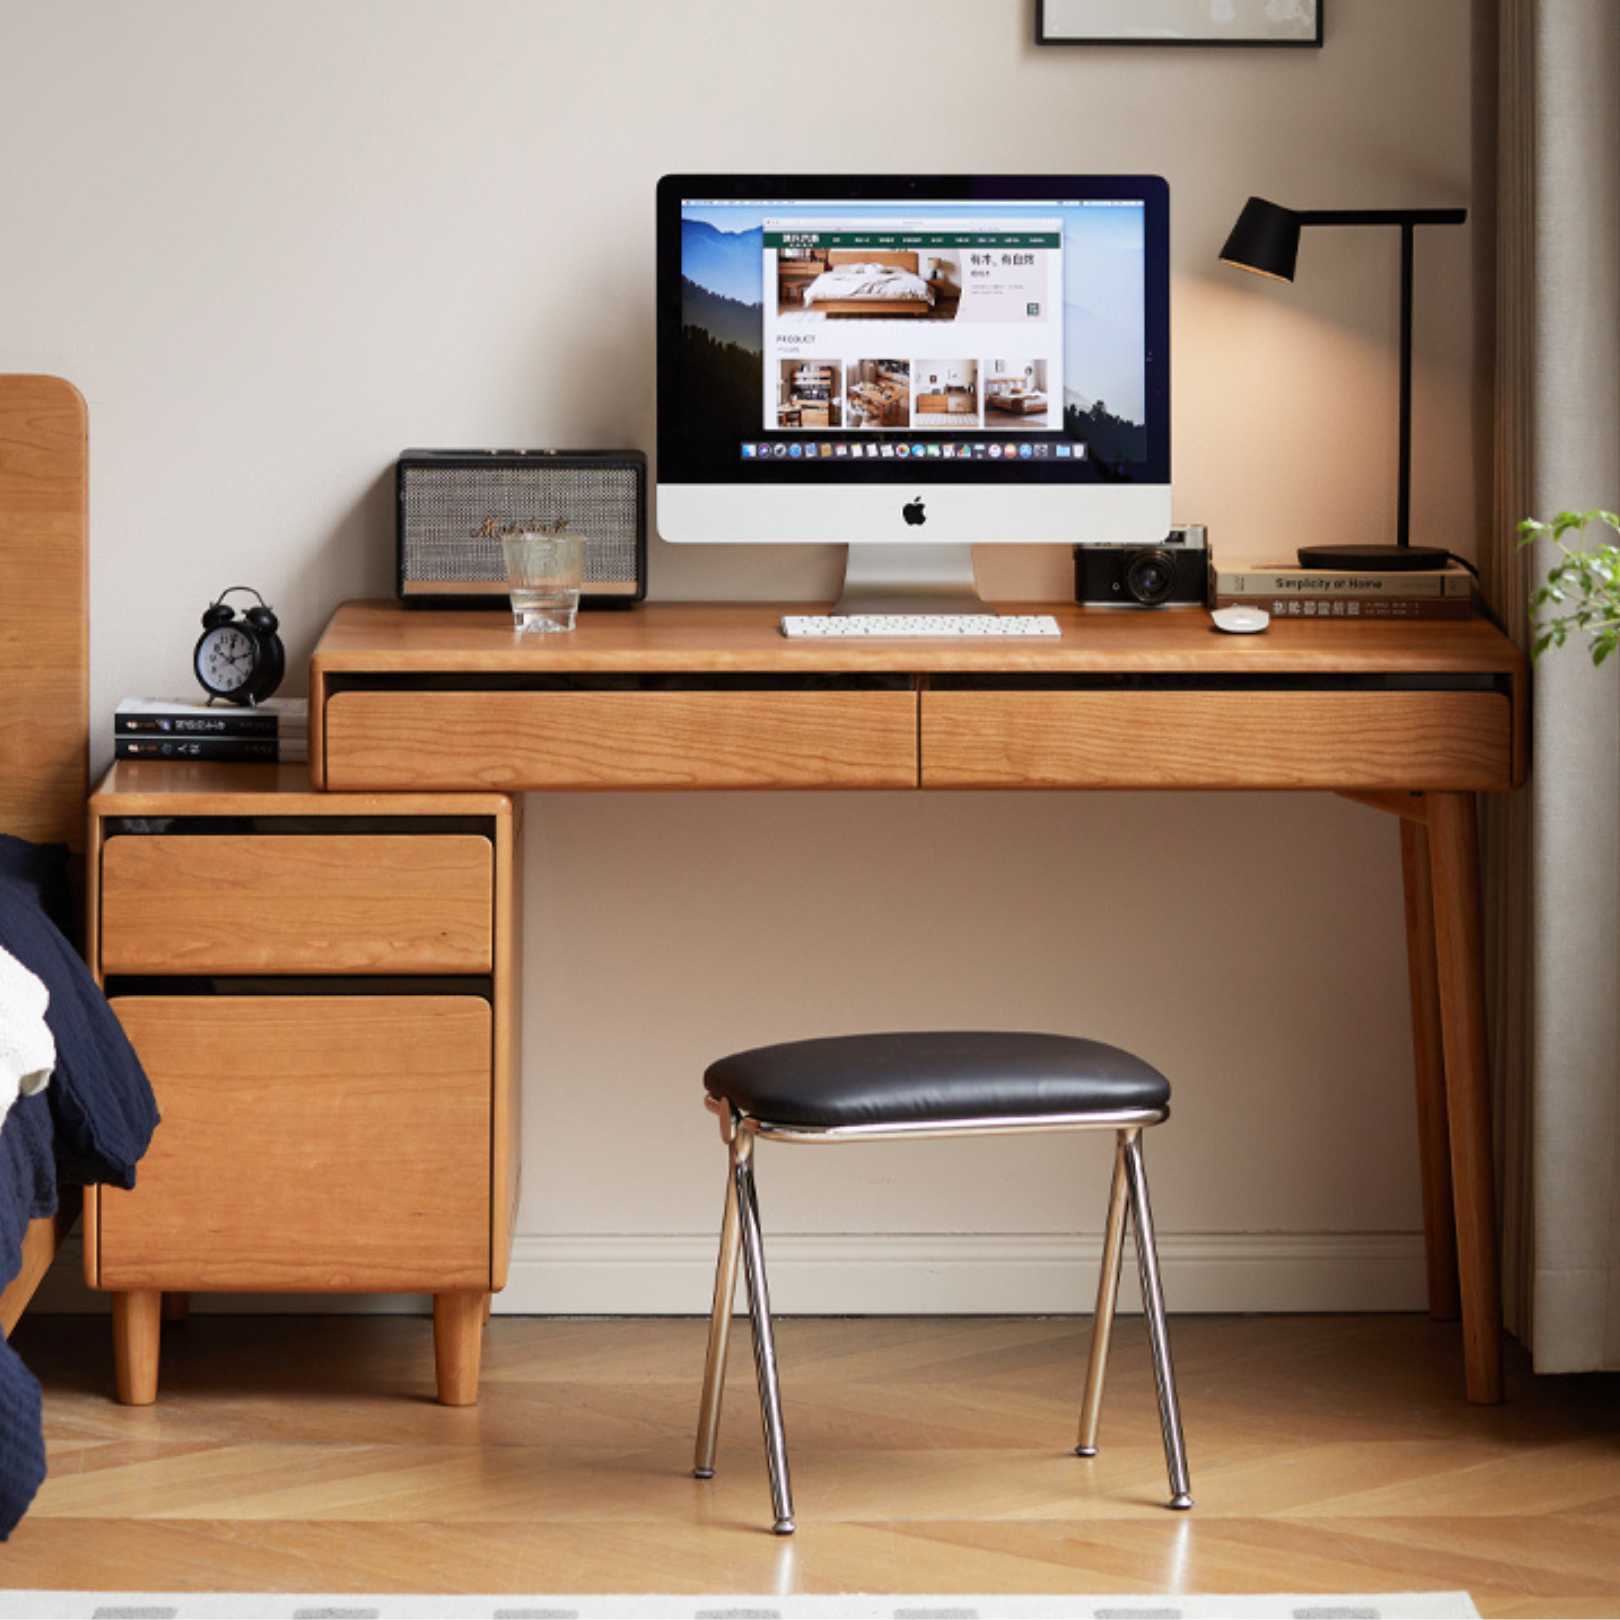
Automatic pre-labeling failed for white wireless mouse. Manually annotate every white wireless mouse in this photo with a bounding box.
[1211,605,1271,634]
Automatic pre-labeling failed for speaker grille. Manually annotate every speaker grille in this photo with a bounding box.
[397,451,646,605]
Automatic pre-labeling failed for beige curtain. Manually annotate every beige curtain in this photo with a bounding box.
[1494,0,1620,1372]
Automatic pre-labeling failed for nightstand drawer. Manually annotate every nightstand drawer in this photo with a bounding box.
[99,833,494,975]
[323,689,919,790]
[921,689,1516,791]
[93,995,493,1293]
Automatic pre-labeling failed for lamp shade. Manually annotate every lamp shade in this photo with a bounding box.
[1220,196,1301,281]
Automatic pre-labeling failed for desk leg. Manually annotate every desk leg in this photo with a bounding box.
[1400,817,1461,1322]
[1425,791,1504,1405]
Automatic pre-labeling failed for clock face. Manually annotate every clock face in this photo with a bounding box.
[197,624,255,693]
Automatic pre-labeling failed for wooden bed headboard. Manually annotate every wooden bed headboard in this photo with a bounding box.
[0,376,88,852]
[828,248,919,274]
[0,375,89,1337]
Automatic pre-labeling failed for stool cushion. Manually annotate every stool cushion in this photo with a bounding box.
[704,1031,1169,1130]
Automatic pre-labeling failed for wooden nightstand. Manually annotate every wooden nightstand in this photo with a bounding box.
[84,762,521,1406]
[776,259,822,305]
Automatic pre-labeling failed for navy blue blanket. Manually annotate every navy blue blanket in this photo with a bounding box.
[0,834,159,1539]
[0,1092,55,1545]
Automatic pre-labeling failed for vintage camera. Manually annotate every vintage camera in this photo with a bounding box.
[1074,525,1209,608]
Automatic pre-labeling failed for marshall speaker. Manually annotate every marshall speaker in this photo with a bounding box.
[397,449,646,608]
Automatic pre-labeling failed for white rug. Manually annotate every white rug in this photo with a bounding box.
[0,1595,1480,1620]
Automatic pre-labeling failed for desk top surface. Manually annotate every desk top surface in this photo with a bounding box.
[313,600,1528,681]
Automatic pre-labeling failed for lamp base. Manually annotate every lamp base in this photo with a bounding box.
[1296,542,1453,572]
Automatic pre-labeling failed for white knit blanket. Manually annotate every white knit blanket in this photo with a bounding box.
[0,942,53,1124]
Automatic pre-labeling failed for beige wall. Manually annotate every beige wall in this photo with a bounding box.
[0,0,1487,1313]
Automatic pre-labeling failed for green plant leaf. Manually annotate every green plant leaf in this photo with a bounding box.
[1522,509,1620,664]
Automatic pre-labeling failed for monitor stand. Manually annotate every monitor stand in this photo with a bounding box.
[832,542,993,616]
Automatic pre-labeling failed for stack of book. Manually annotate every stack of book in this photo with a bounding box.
[1211,561,1476,620]
[114,697,308,763]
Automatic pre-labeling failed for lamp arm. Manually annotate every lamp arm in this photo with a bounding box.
[1296,208,1468,228]
[1399,223,1414,549]
[1294,208,1466,551]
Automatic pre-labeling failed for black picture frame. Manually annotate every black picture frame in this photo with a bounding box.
[1036,0,1322,48]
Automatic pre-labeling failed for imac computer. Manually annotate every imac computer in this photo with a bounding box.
[655,173,1171,616]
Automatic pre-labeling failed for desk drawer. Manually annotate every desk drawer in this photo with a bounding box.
[93,995,492,1293]
[100,834,494,975]
[921,689,1515,790]
[323,689,919,790]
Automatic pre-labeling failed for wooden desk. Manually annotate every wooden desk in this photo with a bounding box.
[311,599,1529,1403]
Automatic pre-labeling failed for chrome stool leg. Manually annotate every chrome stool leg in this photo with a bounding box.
[733,1129,796,1534]
[693,1126,744,1479]
[1124,1130,1193,1510]
[1076,1128,1132,1458]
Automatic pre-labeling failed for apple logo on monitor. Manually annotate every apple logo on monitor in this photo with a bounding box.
[902,497,927,527]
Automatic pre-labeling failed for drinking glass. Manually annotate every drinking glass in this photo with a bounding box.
[501,530,585,632]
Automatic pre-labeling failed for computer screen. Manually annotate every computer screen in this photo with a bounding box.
[655,174,1171,609]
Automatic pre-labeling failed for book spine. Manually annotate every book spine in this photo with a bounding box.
[1212,593,1475,620]
[115,712,280,736]
[1213,570,1472,598]
[115,736,283,761]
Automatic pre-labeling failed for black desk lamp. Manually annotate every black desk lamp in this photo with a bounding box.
[1219,195,1467,572]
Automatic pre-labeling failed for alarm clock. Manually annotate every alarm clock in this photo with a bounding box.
[194,586,285,706]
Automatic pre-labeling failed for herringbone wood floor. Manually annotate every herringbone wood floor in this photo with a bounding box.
[4,1312,1617,1616]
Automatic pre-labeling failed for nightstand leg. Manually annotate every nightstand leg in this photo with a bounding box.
[112,1289,162,1405]
[433,1291,486,1405]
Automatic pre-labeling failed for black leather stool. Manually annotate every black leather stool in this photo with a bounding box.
[692,1030,1193,1534]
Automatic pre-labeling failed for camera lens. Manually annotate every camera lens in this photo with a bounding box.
[1124,548,1177,605]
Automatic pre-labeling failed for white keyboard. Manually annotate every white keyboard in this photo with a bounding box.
[780,613,1061,639]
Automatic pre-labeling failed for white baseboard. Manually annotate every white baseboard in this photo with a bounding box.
[497,1230,1430,1315]
[30,1230,1428,1316]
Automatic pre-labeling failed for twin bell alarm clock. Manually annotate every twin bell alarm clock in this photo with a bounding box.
[194,586,285,706]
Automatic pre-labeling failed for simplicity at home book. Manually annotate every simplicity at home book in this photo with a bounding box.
[1213,562,1475,598]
